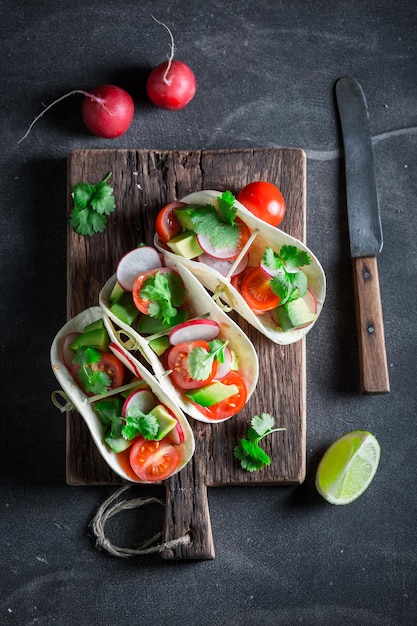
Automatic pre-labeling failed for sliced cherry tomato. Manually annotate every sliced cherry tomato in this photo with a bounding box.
[237,181,286,227]
[132,267,175,315]
[92,352,125,388]
[167,340,218,390]
[129,437,180,482]
[197,371,247,421]
[155,201,187,243]
[239,266,281,313]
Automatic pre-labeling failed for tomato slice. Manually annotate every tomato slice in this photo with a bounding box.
[155,201,186,243]
[92,352,125,388]
[132,267,174,315]
[197,371,247,421]
[237,181,286,227]
[239,266,280,313]
[167,340,218,390]
[129,437,180,482]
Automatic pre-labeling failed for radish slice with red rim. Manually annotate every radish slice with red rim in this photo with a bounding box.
[122,388,157,418]
[197,252,249,278]
[116,247,162,291]
[169,318,220,345]
[166,416,185,445]
[196,233,241,260]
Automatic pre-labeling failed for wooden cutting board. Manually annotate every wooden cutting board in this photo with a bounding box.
[66,147,307,560]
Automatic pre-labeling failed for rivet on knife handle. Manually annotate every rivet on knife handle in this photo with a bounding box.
[336,76,390,394]
[352,256,390,394]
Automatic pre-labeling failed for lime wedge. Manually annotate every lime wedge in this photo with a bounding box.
[315,430,380,505]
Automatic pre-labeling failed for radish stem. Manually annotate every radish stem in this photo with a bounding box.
[151,15,176,84]
[18,89,113,143]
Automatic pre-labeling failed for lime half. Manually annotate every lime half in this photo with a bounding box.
[315,431,381,505]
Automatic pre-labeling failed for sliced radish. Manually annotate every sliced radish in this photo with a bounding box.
[122,389,156,418]
[196,233,241,260]
[305,288,318,314]
[214,346,232,380]
[62,332,80,370]
[197,252,249,278]
[259,259,285,278]
[109,341,143,379]
[116,247,162,291]
[169,318,220,345]
[166,416,185,445]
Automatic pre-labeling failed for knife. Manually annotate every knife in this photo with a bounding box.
[335,76,390,394]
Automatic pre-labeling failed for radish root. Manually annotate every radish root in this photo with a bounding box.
[18,89,113,143]
[151,15,176,84]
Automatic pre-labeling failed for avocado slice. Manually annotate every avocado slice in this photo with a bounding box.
[104,434,132,453]
[82,318,105,333]
[149,404,177,440]
[109,292,138,326]
[148,335,171,356]
[109,281,125,303]
[276,297,317,332]
[68,326,110,352]
[167,231,203,259]
[174,207,197,231]
[185,381,239,407]
[137,308,188,335]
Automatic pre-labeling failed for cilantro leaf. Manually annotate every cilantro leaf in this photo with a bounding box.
[187,339,228,381]
[121,407,159,441]
[94,398,124,438]
[70,172,115,236]
[140,270,185,325]
[234,413,285,472]
[216,190,237,225]
[262,247,311,305]
[72,346,112,395]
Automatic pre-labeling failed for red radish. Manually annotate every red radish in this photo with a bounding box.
[62,332,80,370]
[169,319,220,345]
[197,252,249,278]
[166,416,185,445]
[213,346,233,380]
[196,232,241,260]
[305,288,318,314]
[18,85,134,143]
[116,247,162,291]
[122,389,156,418]
[146,18,196,110]
[109,342,142,379]
[82,85,134,138]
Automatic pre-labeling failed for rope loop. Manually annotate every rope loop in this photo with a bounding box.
[91,484,190,558]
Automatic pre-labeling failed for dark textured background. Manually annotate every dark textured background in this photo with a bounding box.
[1,1,416,624]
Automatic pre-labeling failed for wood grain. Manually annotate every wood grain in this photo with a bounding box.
[66,148,307,557]
[352,256,390,394]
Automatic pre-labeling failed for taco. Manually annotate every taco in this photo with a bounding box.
[50,306,195,483]
[153,190,326,345]
[99,246,259,424]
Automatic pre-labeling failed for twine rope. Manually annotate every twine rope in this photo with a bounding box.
[91,484,190,558]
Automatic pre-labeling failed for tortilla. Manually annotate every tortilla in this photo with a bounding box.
[154,189,326,345]
[50,306,195,483]
[99,254,259,424]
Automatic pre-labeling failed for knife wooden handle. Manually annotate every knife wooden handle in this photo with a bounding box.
[352,256,390,394]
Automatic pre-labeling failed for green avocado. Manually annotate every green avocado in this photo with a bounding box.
[110,292,138,326]
[148,335,171,356]
[174,207,196,231]
[104,434,132,453]
[185,381,239,407]
[69,326,110,352]
[149,404,177,440]
[109,281,125,303]
[137,308,188,335]
[167,231,203,259]
[276,297,317,332]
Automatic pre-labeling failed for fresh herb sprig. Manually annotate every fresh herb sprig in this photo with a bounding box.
[70,172,116,236]
[140,270,185,324]
[262,245,311,305]
[72,346,112,395]
[187,191,240,250]
[234,413,286,472]
[94,398,160,441]
[188,339,228,380]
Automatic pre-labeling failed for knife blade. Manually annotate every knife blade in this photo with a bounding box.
[335,76,390,394]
